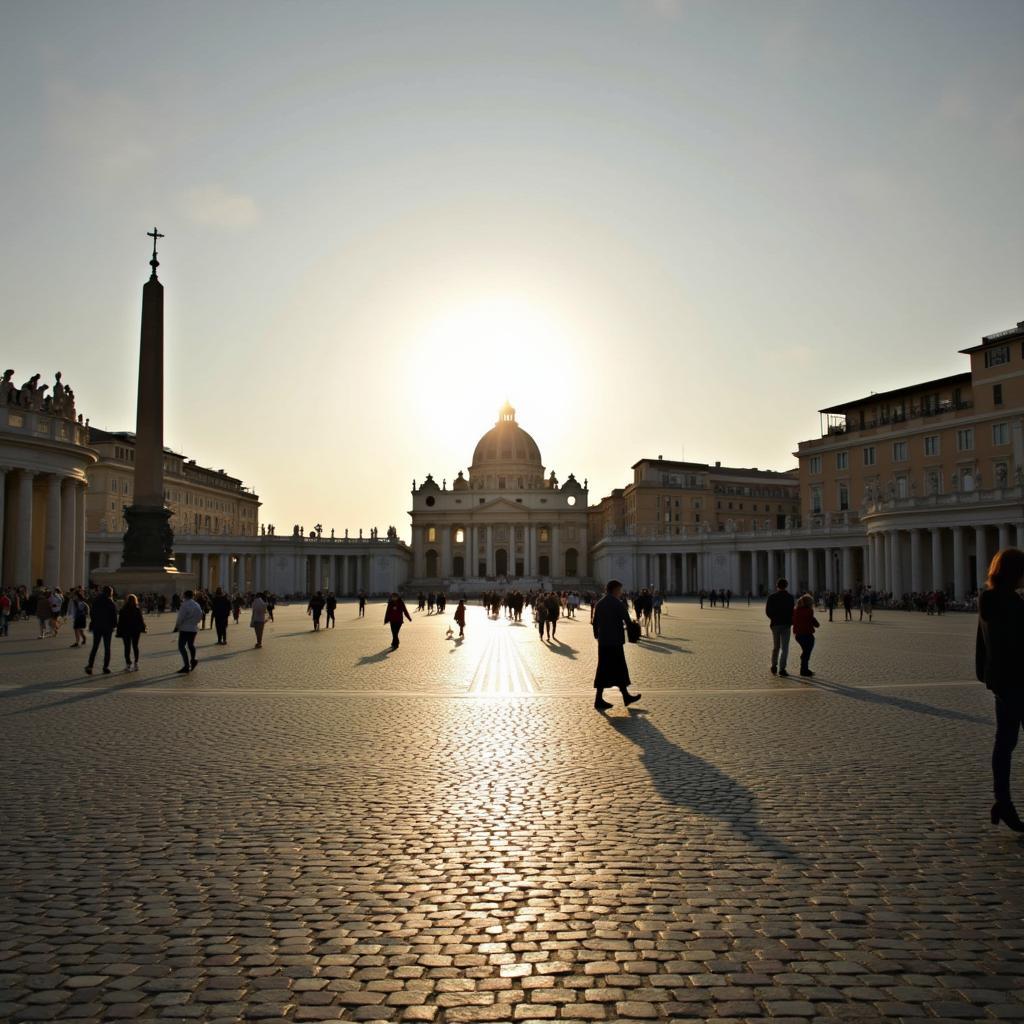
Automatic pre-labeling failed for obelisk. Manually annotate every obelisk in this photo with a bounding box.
[95,230,195,596]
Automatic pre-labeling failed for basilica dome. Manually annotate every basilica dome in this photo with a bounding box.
[469,402,544,487]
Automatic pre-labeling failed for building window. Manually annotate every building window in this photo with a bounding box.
[539,527,549,542]
[426,527,436,543]
[838,483,849,511]
[985,345,1010,368]
[992,422,1009,446]
[836,451,848,470]
[455,528,464,543]
[896,476,909,498]
[892,441,908,462]
[810,486,822,514]
[925,469,942,495]
[498,476,506,489]
[809,455,822,475]
[692,499,702,509]
[956,428,974,452]
[924,435,940,457]
[863,446,876,466]
[994,383,1003,406]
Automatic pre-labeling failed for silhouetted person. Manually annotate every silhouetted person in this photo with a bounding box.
[454,599,466,638]
[116,593,146,672]
[307,590,325,631]
[358,591,366,617]
[250,592,268,648]
[976,547,1024,832]
[792,593,819,678]
[592,579,642,711]
[174,589,203,673]
[325,592,337,627]
[211,587,231,644]
[766,577,795,677]
[84,585,117,675]
[384,593,411,648]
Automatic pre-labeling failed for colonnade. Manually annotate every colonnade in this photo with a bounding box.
[0,467,87,588]
[414,522,582,579]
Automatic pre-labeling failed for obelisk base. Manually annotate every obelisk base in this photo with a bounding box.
[92,565,199,600]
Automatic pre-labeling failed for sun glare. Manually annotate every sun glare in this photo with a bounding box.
[406,296,577,445]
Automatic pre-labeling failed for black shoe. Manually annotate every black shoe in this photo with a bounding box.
[84,665,93,675]
[991,801,1024,832]
[778,669,789,677]
[623,692,642,706]
[800,670,813,677]
[190,659,198,669]
[770,666,777,675]
[594,699,613,711]
[102,667,111,674]
[176,666,191,674]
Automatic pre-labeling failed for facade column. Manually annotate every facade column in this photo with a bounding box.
[14,470,36,587]
[823,547,834,592]
[975,525,988,589]
[909,529,923,594]
[75,482,87,585]
[872,534,883,591]
[60,477,76,587]
[953,527,966,601]
[806,548,817,595]
[485,525,494,577]
[1016,523,1024,548]
[551,524,561,580]
[998,524,1011,551]
[882,532,893,594]
[930,528,944,593]
[43,473,61,585]
[441,525,452,579]
[841,546,853,592]
[0,468,6,586]
[891,531,904,596]
[750,550,760,597]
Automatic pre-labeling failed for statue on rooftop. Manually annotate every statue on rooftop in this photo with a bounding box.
[1,370,15,405]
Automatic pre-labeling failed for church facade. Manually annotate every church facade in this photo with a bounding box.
[408,403,590,588]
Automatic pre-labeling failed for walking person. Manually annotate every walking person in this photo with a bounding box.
[976,547,1024,832]
[68,588,89,647]
[116,593,146,672]
[792,593,820,678]
[765,577,795,678]
[592,580,642,711]
[307,590,325,631]
[454,598,466,638]
[173,589,203,674]
[0,589,10,637]
[545,591,560,641]
[325,592,337,628]
[84,585,117,675]
[384,593,411,649]
[211,587,231,645]
[358,591,366,617]
[250,591,268,648]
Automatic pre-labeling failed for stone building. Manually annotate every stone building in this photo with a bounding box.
[798,318,1024,599]
[86,428,261,540]
[0,370,94,589]
[408,402,589,588]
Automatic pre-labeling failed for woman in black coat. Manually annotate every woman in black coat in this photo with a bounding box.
[115,593,146,673]
[592,580,642,712]
[976,547,1024,831]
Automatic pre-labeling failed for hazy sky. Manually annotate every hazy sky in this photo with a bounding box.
[2,1,1021,537]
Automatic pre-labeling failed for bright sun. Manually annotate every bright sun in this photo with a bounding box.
[406,296,577,438]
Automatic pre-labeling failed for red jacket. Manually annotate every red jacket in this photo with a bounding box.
[384,598,411,624]
[792,606,819,636]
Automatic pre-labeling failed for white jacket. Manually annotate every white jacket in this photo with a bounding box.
[174,598,203,633]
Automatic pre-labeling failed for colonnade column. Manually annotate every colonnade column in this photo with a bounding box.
[43,473,61,585]
[930,527,944,593]
[909,528,923,594]
[551,524,561,580]
[74,481,86,585]
[0,468,6,586]
[441,526,452,579]
[750,550,760,597]
[485,525,494,577]
[975,525,988,589]
[891,531,904,596]
[841,547,853,592]
[14,470,35,587]
[998,524,1011,551]
[60,477,76,587]
[952,527,966,601]
[1016,523,1024,548]
[806,549,817,595]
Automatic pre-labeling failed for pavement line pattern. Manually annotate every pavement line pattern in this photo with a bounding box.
[467,626,538,696]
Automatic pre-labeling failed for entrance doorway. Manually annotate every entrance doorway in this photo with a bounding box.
[495,548,508,576]
[425,549,439,577]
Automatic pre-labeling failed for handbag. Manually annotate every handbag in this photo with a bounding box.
[626,619,641,644]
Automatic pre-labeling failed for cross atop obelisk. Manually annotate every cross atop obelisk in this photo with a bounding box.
[147,227,164,278]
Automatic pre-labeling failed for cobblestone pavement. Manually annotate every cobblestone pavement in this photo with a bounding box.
[1,600,1022,1024]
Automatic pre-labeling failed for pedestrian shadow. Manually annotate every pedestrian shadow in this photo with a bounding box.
[448,637,465,652]
[546,640,578,660]
[806,676,989,726]
[637,639,691,654]
[355,647,393,666]
[3,669,188,715]
[603,710,802,863]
